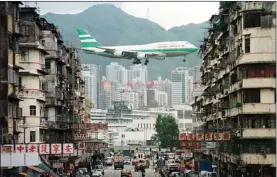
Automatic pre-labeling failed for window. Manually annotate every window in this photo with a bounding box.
[244,34,250,53]
[30,105,36,116]
[20,25,29,35]
[18,77,22,88]
[41,40,45,47]
[244,12,261,28]
[30,131,36,142]
[21,51,29,61]
[243,89,260,103]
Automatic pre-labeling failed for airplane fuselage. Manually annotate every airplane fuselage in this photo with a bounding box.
[82,41,197,59]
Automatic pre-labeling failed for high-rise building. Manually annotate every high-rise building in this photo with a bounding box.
[128,64,148,83]
[171,67,190,105]
[106,62,128,85]
[192,2,276,176]
[157,91,168,107]
[82,64,98,107]
[189,66,201,89]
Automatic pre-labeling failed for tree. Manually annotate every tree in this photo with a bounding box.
[154,114,179,151]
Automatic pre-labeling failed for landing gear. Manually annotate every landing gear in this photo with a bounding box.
[144,59,149,65]
[183,58,186,63]
[133,59,141,64]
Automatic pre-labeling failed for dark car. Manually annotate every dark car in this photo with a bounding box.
[121,169,132,177]
[104,157,113,166]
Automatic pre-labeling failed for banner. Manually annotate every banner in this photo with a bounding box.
[1,143,74,155]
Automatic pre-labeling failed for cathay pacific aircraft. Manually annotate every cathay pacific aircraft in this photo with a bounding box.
[76,28,198,65]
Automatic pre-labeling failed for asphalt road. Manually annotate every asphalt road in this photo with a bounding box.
[104,165,160,177]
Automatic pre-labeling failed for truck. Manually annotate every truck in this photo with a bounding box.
[194,159,212,172]
[114,155,125,170]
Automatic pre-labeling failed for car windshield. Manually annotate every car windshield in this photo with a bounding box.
[124,156,130,160]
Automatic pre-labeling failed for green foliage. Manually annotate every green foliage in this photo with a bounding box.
[43,4,209,80]
[154,114,179,150]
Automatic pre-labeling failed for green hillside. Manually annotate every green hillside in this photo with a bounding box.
[43,4,209,80]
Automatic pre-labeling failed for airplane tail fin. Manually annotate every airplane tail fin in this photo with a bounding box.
[76,28,102,48]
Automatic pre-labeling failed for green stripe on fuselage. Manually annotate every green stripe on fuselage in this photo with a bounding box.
[136,47,197,53]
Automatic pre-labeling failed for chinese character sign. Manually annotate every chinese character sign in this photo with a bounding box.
[15,144,26,153]
[27,144,38,153]
[51,144,62,154]
[39,144,50,154]
[78,142,85,150]
[63,143,74,154]
[179,133,187,140]
[1,145,12,153]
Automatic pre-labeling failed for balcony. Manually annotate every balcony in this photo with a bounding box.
[227,103,276,117]
[241,2,264,11]
[18,89,46,102]
[40,118,48,128]
[45,98,62,107]
[242,128,276,139]
[237,53,275,65]
[242,78,276,89]
[241,153,276,167]
[8,104,22,119]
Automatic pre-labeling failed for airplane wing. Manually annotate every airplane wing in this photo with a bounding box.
[97,47,164,59]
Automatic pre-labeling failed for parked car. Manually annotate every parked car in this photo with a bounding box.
[95,165,105,175]
[121,169,132,177]
[124,156,131,165]
[104,157,113,166]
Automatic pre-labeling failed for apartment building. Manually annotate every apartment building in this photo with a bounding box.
[192,2,276,177]
[0,1,23,146]
[18,6,85,170]
[18,7,49,144]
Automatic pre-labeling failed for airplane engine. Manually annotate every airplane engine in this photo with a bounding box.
[136,53,147,59]
[114,51,124,57]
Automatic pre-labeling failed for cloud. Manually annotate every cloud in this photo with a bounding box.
[24,2,219,29]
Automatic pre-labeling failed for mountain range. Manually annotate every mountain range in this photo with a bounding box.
[43,4,209,80]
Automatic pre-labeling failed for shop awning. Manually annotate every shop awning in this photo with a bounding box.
[38,158,60,177]
[19,172,28,176]
[27,166,45,174]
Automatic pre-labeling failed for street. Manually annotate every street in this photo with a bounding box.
[104,165,160,177]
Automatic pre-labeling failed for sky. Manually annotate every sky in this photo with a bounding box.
[26,2,219,30]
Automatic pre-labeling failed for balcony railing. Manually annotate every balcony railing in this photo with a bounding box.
[18,90,46,101]
[242,128,275,139]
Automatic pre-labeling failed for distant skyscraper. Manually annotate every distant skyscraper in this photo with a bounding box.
[171,67,190,105]
[128,64,148,83]
[189,66,201,89]
[82,64,98,108]
[106,62,128,85]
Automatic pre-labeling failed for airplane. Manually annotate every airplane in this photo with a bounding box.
[76,28,198,65]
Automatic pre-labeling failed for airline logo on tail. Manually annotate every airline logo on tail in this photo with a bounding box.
[76,29,102,48]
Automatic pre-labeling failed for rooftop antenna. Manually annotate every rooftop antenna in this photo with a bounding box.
[25,1,29,7]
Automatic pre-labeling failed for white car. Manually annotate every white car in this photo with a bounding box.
[95,165,105,175]
[92,170,103,177]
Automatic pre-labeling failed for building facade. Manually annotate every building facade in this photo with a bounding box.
[192,2,276,177]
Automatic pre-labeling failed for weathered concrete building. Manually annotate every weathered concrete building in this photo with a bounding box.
[0,2,23,146]
[192,2,276,177]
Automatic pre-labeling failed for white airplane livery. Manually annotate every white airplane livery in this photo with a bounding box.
[77,29,198,65]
